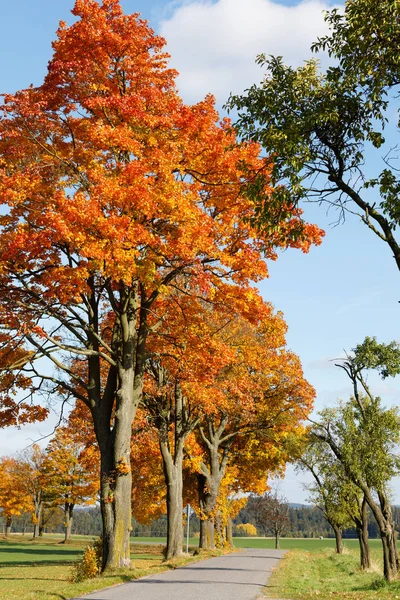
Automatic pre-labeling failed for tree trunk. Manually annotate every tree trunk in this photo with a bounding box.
[199,516,215,549]
[363,487,398,581]
[88,283,148,572]
[99,432,133,571]
[214,511,225,548]
[33,501,43,539]
[333,525,343,554]
[355,496,371,570]
[275,532,280,550]
[197,420,230,550]
[160,442,184,560]
[198,473,216,550]
[226,517,233,547]
[64,503,74,542]
[5,516,12,537]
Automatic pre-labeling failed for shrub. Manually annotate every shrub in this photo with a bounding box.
[70,537,102,582]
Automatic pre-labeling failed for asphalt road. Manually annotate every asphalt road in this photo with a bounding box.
[72,548,286,600]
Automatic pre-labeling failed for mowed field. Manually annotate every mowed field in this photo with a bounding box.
[0,535,398,600]
[0,535,192,600]
[133,535,385,551]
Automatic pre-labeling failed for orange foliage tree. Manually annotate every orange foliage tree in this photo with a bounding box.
[0,0,322,569]
[0,457,33,535]
[17,444,49,538]
[190,311,314,549]
[44,426,99,542]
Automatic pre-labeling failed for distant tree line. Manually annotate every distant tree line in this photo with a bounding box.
[5,501,400,540]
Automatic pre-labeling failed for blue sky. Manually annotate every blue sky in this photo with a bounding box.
[1,0,400,503]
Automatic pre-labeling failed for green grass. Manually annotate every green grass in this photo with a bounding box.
[0,535,215,600]
[232,537,385,550]
[265,546,400,600]
[132,535,386,551]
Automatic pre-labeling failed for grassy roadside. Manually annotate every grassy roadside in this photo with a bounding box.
[265,547,400,600]
[0,535,231,600]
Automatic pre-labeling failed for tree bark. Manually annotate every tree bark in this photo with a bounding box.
[5,516,11,537]
[275,532,280,550]
[198,473,216,549]
[363,487,398,581]
[226,517,233,547]
[332,525,343,554]
[160,443,184,559]
[197,417,231,549]
[33,500,43,539]
[64,503,74,542]
[354,495,371,570]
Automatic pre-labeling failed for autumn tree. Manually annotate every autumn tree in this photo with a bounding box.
[44,426,99,542]
[227,0,400,271]
[0,457,33,535]
[17,445,49,538]
[141,294,245,559]
[193,312,314,549]
[0,0,322,570]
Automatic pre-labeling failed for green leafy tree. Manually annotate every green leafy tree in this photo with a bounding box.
[227,0,400,270]
[298,437,369,562]
[311,337,400,581]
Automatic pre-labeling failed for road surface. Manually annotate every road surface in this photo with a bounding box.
[72,548,287,600]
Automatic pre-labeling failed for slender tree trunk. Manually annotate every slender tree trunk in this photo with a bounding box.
[355,496,371,570]
[275,532,280,550]
[64,503,74,542]
[33,501,43,539]
[332,525,343,554]
[226,517,233,547]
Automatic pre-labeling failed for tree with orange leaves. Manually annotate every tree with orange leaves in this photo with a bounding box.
[43,427,99,542]
[0,0,322,569]
[0,457,33,535]
[17,444,49,538]
[191,312,314,549]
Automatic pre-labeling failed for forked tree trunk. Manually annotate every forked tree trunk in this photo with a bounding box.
[355,495,371,570]
[160,443,184,560]
[88,285,148,572]
[364,488,398,581]
[197,417,231,550]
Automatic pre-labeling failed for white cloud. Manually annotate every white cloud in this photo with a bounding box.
[160,0,337,103]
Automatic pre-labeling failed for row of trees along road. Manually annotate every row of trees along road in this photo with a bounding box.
[227,0,400,583]
[0,0,322,570]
